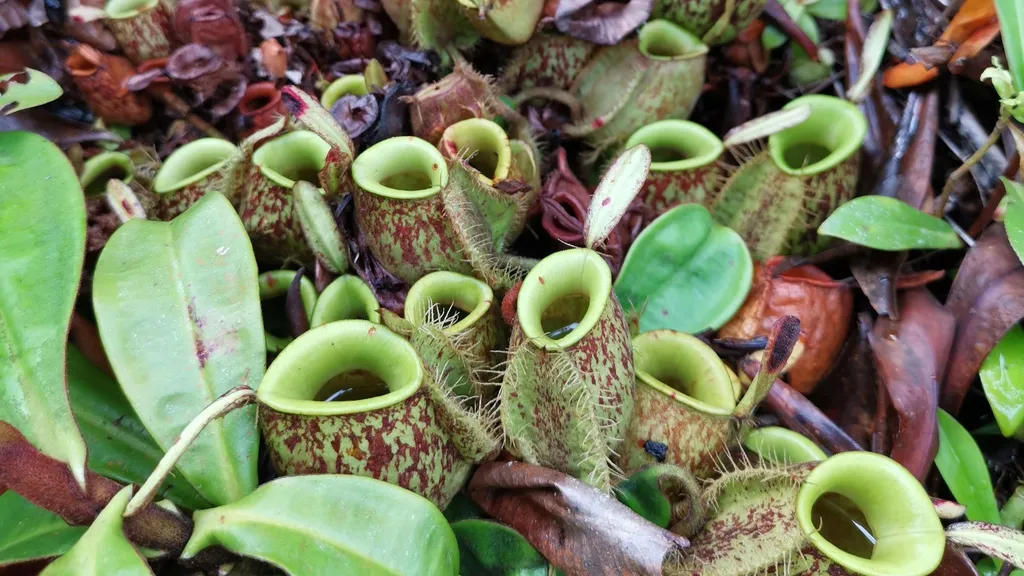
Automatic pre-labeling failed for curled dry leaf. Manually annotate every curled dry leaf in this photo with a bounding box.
[718,256,853,395]
[554,0,653,45]
[942,224,1024,414]
[330,93,379,138]
[811,314,878,448]
[260,39,287,79]
[869,288,954,482]
[468,461,689,576]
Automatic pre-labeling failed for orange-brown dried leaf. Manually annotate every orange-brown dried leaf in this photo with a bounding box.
[718,256,852,394]
[883,0,996,88]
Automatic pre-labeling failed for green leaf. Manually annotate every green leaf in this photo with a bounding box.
[452,519,552,576]
[979,325,1024,439]
[613,465,690,529]
[818,196,963,250]
[1001,179,1024,265]
[443,493,487,525]
[181,475,460,576]
[806,0,878,20]
[40,486,153,576]
[996,0,1024,92]
[0,69,63,114]
[67,346,211,510]
[0,492,86,566]
[93,192,264,507]
[935,409,1001,524]
[0,131,88,485]
[615,204,753,333]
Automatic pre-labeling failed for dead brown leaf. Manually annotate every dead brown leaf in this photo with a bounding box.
[468,461,689,576]
[869,288,954,482]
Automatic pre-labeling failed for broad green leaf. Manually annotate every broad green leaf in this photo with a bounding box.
[585,144,651,249]
[0,492,85,566]
[996,0,1024,92]
[1001,179,1024,265]
[40,486,152,576]
[181,475,459,576]
[806,0,878,20]
[818,196,963,250]
[936,409,1001,524]
[67,346,211,510]
[452,520,553,576]
[0,131,88,485]
[615,204,753,333]
[979,325,1024,439]
[93,192,263,506]
[0,69,62,114]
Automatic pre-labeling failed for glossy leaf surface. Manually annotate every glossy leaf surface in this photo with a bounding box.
[818,196,963,250]
[935,409,1001,524]
[0,130,88,484]
[453,519,553,576]
[67,346,210,510]
[615,204,752,333]
[181,475,459,576]
[0,493,85,566]
[979,325,1024,439]
[93,192,263,507]
[39,487,152,576]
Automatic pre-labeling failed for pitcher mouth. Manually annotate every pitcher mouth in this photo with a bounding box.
[153,139,239,194]
[405,271,493,334]
[517,248,611,350]
[310,275,381,327]
[625,120,723,172]
[351,136,449,200]
[632,330,735,416]
[439,118,512,185]
[769,95,867,177]
[638,19,709,61]
[80,152,134,196]
[253,131,332,189]
[796,452,945,576]
[257,320,423,416]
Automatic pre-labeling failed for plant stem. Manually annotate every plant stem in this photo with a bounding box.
[124,386,256,517]
[935,107,1011,216]
[968,153,1019,237]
